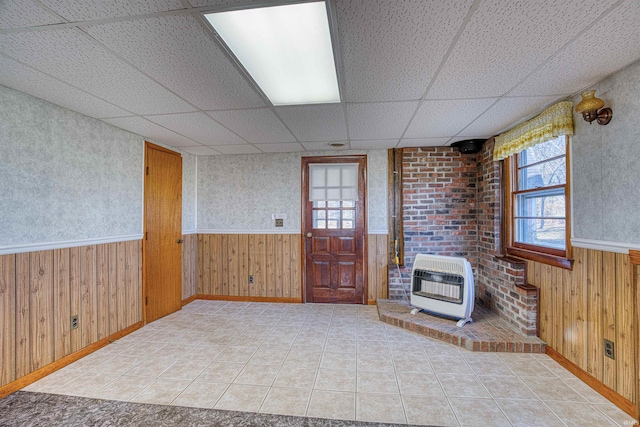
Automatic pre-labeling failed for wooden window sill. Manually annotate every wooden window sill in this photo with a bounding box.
[505,246,573,270]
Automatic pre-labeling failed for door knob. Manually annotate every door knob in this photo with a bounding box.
[306,232,312,238]
[177,239,184,244]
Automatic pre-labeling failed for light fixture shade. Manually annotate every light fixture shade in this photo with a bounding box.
[205,2,341,106]
[575,90,605,114]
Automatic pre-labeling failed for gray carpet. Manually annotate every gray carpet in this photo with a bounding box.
[0,392,438,426]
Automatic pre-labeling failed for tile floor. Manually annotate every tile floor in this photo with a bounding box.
[23,300,637,426]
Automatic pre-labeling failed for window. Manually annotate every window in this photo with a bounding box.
[504,135,572,268]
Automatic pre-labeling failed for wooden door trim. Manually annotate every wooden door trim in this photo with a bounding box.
[143,141,182,324]
[301,155,368,304]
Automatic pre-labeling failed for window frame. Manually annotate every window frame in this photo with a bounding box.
[502,135,573,269]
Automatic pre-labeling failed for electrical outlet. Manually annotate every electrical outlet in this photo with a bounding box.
[70,315,79,330]
[248,275,254,284]
[604,339,615,359]
[275,218,284,227]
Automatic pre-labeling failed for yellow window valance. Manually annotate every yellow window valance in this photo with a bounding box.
[493,101,574,161]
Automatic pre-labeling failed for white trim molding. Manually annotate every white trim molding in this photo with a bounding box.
[181,230,198,235]
[368,230,389,235]
[571,238,640,254]
[197,229,301,235]
[0,234,144,256]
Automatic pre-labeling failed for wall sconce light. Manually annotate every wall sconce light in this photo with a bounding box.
[575,90,612,125]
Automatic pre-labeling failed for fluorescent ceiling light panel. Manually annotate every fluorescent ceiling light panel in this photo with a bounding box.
[204,1,340,106]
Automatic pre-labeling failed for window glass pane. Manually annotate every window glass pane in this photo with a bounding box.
[314,219,326,229]
[515,218,565,249]
[327,219,339,229]
[342,220,354,229]
[328,210,340,220]
[342,210,354,220]
[518,158,565,190]
[518,136,565,167]
[313,210,326,220]
[516,192,565,218]
[327,201,340,208]
[313,201,326,208]
[342,200,355,208]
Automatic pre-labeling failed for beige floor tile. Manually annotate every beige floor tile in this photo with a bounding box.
[124,356,176,378]
[259,386,312,416]
[91,355,145,375]
[214,345,256,364]
[496,398,564,426]
[501,354,555,377]
[449,397,511,427]
[195,361,245,383]
[545,401,618,426]
[520,375,587,402]
[357,352,395,372]
[464,356,513,376]
[158,359,211,380]
[562,377,611,404]
[214,383,270,412]
[324,338,356,353]
[402,394,459,426]
[438,374,490,398]
[283,350,322,369]
[22,369,81,393]
[478,374,537,400]
[248,349,289,365]
[273,366,317,389]
[396,371,444,396]
[92,375,153,401]
[393,354,434,374]
[357,370,399,394]
[53,372,120,397]
[170,381,229,408]
[130,378,191,404]
[320,351,356,370]
[357,340,391,354]
[315,368,356,392]
[429,356,474,375]
[306,390,355,420]
[356,392,406,424]
[233,363,280,386]
[594,403,638,426]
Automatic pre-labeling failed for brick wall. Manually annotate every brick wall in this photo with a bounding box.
[388,142,538,336]
[389,147,478,299]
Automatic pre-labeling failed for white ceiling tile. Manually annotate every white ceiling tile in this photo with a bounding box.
[207,108,295,144]
[0,0,65,29]
[349,140,398,150]
[427,0,614,99]
[82,15,265,110]
[459,96,561,137]
[398,138,451,148]
[405,99,496,138]
[0,54,132,118]
[300,141,349,151]
[336,0,475,102]
[0,29,195,115]
[38,0,185,21]
[347,102,418,140]
[188,0,263,7]
[180,145,222,156]
[275,104,347,141]
[145,112,246,146]
[511,0,640,97]
[103,117,198,147]
[211,144,262,155]
[256,143,305,153]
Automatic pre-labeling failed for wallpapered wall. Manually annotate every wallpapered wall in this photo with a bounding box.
[197,149,388,233]
[571,59,640,245]
[181,151,197,232]
[0,85,143,247]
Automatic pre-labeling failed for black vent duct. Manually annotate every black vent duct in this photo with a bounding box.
[451,139,487,154]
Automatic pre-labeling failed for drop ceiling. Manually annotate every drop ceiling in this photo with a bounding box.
[1,0,639,156]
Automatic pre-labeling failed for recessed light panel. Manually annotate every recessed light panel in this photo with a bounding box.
[204,1,340,106]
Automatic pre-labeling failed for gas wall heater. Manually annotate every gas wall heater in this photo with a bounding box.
[410,254,474,327]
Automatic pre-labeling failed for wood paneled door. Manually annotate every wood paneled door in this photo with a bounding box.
[302,156,367,304]
[144,142,182,323]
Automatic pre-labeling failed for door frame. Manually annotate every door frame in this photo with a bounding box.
[142,141,183,323]
[301,155,368,303]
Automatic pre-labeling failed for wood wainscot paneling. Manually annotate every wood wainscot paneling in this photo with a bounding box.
[197,234,302,301]
[0,240,143,392]
[528,247,637,418]
[368,234,389,304]
[181,234,197,300]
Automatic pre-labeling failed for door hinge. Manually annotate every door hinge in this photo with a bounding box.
[146,166,149,175]
[145,296,149,305]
